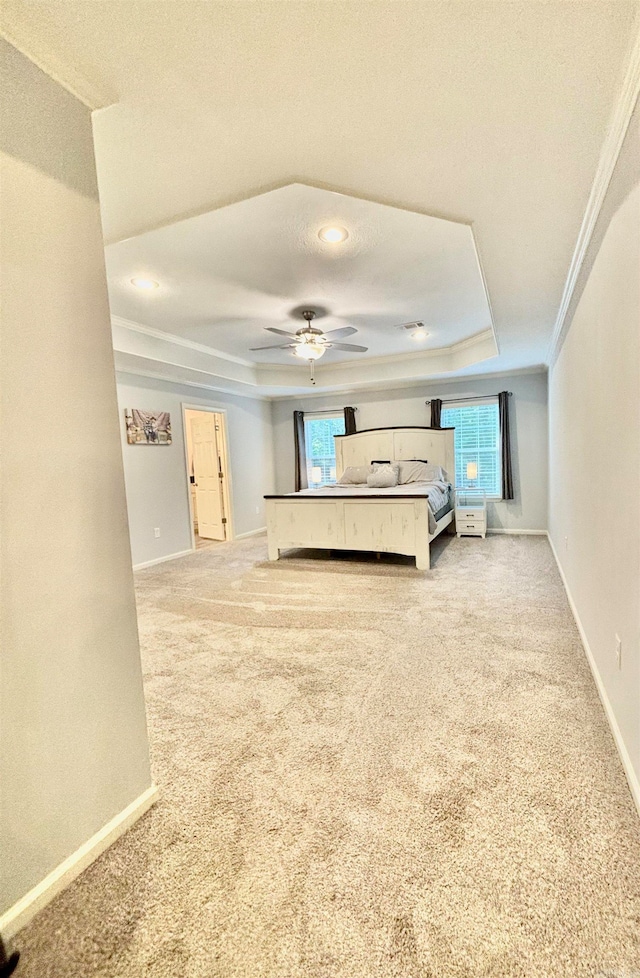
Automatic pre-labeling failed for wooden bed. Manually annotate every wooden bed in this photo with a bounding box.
[264,426,455,570]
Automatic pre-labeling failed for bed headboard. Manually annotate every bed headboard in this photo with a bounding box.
[334,426,455,481]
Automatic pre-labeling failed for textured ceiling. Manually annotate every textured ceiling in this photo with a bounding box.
[105,184,496,365]
[3,0,638,380]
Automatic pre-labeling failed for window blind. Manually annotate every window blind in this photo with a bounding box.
[441,399,502,496]
[304,414,345,485]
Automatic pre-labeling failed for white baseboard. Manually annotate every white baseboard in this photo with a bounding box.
[487,528,547,535]
[0,784,159,940]
[547,533,640,818]
[133,548,193,571]
[235,526,267,540]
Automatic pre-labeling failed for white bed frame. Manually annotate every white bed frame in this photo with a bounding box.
[265,426,455,570]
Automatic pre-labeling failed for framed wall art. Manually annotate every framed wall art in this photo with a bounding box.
[125,408,172,445]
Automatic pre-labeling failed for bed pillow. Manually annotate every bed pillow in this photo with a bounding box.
[387,460,450,484]
[394,460,431,484]
[371,461,400,480]
[337,464,373,485]
[421,463,449,483]
[367,464,399,488]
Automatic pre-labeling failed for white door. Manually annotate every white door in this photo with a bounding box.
[191,414,226,540]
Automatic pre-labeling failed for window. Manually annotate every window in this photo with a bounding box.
[441,399,501,497]
[304,413,345,486]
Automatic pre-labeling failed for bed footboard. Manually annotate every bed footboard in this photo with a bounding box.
[265,497,432,569]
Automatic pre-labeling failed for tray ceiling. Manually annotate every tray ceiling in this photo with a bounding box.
[105,184,497,368]
[3,0,638,392]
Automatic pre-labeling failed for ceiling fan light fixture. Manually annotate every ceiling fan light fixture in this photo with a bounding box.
[294,340,326,361]
[318,226,348,244]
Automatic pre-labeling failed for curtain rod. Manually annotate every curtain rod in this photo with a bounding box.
[304,406,358,415]
[425,392,512,405]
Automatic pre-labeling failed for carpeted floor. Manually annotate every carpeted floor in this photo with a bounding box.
[15,534,640,977]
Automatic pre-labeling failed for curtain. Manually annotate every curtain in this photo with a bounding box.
[344,406,357,435]
[430,398,442,428]
[498,391,514,500]
[293,411,308,492]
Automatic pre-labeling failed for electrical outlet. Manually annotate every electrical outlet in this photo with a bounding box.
[256,505,260,515]
[154,527,161,538]
[615,634,622,669]
[564,535,568,551]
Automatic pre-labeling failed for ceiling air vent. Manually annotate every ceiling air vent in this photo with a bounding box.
[397,321,425,331]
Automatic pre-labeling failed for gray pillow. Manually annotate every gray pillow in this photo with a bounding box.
[372,461,400,478]
[367,465,399,488]
[394,460,431,484]
[337,464,373,485]
[376,460,449,484]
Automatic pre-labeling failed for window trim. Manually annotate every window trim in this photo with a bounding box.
[441,396,503,501]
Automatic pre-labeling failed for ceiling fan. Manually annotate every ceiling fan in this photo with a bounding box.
[250,309,368,384]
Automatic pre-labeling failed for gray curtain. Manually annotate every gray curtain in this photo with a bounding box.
[430,399,442,428]
[293,410,308,491]
[498,391,514,500]
[344,406,357,435]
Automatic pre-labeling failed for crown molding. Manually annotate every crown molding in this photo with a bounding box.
[111,316,254,368]
[273,364,548,401]
[257,328,496,376]
[114,365,271,402]
[547,20,640,364]
[113,314,496,376]
[0,17,118,110]
[113,325,543,401]
[319,327,496,372]
[113,349,263,395]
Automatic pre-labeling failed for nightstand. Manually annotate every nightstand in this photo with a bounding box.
[455,489,487,538]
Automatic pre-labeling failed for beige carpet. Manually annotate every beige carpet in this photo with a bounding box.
[15,534,640,977]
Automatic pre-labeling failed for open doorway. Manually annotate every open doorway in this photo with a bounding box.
[183,407,233,550]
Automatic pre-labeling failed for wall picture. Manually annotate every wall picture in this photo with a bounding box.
[125,408,172,445]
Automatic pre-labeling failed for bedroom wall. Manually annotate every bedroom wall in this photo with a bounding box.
[548,104,640,809]
[271,370,548,532]
[0,42,153,925]
[116,374,275,567]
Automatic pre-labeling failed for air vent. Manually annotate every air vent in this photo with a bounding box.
[397,321,425,331]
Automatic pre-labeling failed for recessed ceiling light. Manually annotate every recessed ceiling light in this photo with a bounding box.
[412,325,428,340]
[318,226,349,244]
[131,277,159,290]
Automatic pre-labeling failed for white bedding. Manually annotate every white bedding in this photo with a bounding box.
[292,480,452,533]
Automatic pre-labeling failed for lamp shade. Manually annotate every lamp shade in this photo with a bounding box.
[466,461,478,481]
[311,466,322,484]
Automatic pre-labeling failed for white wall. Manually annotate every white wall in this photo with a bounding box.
[0,42,152,920]
[548,106,640,806]
[116,374,275,566]
[272,370,548,532]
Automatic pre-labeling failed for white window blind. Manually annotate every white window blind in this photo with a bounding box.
[304,414,345,486]
[441,399,502,497]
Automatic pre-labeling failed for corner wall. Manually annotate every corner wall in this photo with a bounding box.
[116,374,275,567]
[548,105,640,807]
[271,370,548,532]
[0,42,153,926]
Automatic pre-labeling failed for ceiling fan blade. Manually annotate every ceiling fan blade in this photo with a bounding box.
[327,342,368,353]
[249,342,296,351]
[265,327,297,337]
[321,326,357,340]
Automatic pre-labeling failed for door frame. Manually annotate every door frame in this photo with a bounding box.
[181,404,234,550]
